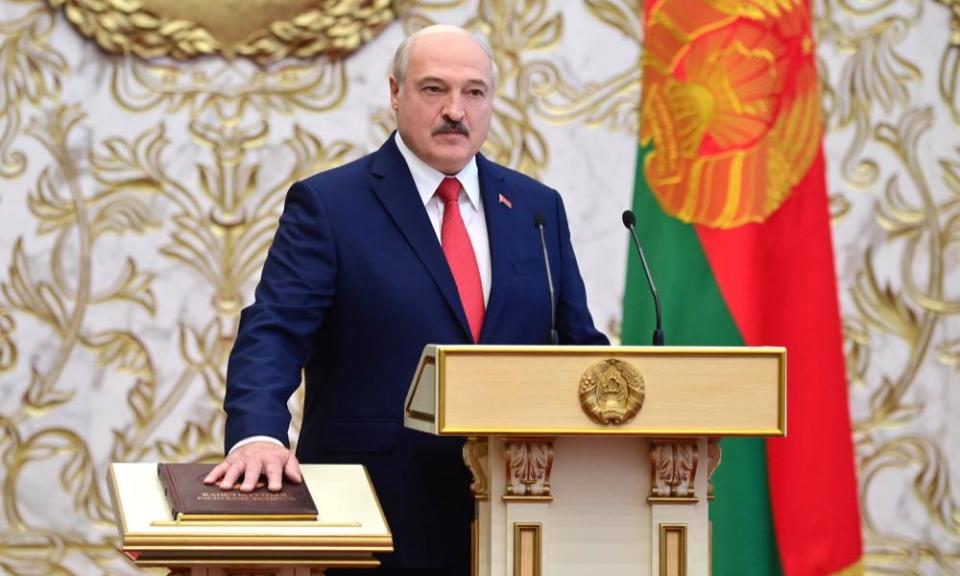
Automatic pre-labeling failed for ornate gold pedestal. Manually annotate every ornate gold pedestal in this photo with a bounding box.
[406,345,785,576]
[108,463,391,576]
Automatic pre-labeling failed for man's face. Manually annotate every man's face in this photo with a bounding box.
[390,32,493,175]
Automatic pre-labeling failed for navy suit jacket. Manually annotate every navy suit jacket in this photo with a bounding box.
[224,135,607,569]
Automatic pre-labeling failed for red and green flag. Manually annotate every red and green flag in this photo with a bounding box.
[623,1,863,574]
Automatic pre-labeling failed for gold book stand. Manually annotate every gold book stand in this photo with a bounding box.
[108,464,392,575]
[404,345,786,576]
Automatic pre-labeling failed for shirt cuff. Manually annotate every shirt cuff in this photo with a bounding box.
[229,435,285,453]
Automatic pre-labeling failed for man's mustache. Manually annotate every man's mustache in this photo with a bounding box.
[432,120,469,137]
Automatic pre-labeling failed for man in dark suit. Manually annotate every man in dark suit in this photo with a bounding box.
[205,24,608,575]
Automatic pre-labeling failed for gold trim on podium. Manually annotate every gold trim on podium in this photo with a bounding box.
[150,519,362,527]
[109,463,393,571]
[405,355,437,423]
[648,497,699,504]
[401,344,787,576]
[415,345,787,437]
[659,523,687,576]
[472,517,480,576]
[513,523,542,576]
[501,495,554,502]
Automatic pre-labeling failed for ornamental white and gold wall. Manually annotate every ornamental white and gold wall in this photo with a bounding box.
[0,1,956,574]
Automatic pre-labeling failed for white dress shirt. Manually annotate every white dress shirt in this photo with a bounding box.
[231,133,493,453]
[394,131,491,304]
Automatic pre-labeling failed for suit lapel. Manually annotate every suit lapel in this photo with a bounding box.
[477,154,515,343]
[369,137,472,340]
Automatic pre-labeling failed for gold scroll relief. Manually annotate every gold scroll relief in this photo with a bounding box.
[503,439,554,501]
[47,0,396,64]
[649,441,699,503]
[463,437,490,500]
[706,439,721,501]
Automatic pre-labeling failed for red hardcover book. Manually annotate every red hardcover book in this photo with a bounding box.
[157,463,317,521]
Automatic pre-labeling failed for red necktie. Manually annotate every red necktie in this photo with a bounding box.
[436,177,485,342]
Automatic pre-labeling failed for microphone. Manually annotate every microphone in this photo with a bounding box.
[622,210,664,345]
[534,213,559,345]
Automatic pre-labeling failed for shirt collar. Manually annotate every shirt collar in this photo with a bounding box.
[395,131,480,210]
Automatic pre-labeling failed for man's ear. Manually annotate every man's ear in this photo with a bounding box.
[389,76,400,111]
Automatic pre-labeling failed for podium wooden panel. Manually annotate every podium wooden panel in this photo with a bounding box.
[108,463,391,575]
[404,345,785,576]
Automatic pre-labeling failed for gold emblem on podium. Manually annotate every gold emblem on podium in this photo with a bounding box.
[578,359,645,424]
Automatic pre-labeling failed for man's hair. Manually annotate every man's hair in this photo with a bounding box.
[392,25,498,91]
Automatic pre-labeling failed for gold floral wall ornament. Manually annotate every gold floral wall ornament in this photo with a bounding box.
[0,5,65,179]
[0,306,15,374]
[936,0,960,123]
[820,5,923,190]
[817,0,960,571]
[524,0,642,135]
[112,59,346,115]
[46,0,397,64]
[0,0,957,573]
[0,1,660,572]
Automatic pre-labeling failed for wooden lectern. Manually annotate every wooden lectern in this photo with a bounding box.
[404,345,785,576]
[108,463,392,575]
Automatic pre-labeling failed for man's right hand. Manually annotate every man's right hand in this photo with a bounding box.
[203,441,302,492]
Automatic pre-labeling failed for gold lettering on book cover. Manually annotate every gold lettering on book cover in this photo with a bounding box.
[196,492,294,501]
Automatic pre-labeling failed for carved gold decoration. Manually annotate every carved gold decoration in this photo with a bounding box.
[109,56,349,122]
[0,0,958,573]
[578,358,645,425]
[706,439,721,501]
[649,441,699,501]
[818,1,923,190]
[47,0,396,64]
[463,437,489,500]
[0,5,65,179]
[936,0,960,123]
[817,0,960,571]
[526,0,642,135]
[503,439,554,500]
[1,4,361,571]
[0,306,15,374]
[0,105,121,572]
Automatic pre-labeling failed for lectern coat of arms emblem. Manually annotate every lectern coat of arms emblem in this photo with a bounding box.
[578,358,645,425]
